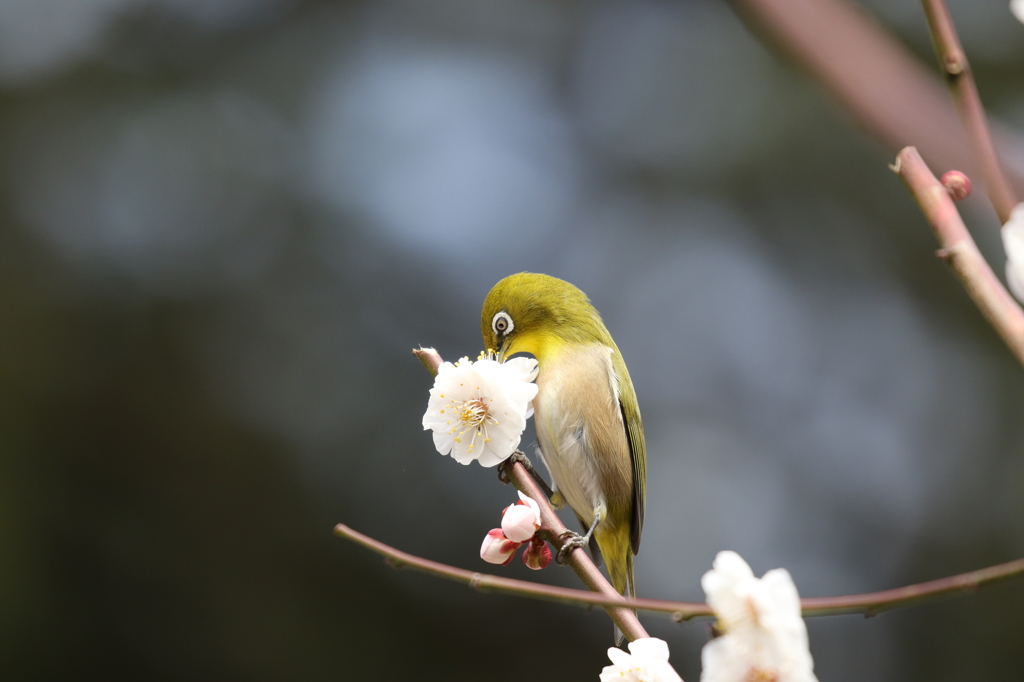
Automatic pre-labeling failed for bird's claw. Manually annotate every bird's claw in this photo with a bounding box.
[556,531,588,565]
[498,450,534,484]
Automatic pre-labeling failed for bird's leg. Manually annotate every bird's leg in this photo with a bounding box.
[498,450,555,501]
[555,513,601,565]
[497,450,532,484]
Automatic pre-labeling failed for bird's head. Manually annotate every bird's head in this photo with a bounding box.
[481,272,607,364]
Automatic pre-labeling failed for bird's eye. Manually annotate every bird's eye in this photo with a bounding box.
[492,311,514,336]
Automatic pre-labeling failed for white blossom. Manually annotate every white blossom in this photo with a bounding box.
[600,638,683,682]
[422,355,538,466]
[700,551,817,682]
[1012,0,1024,24]
[1001,202,1024,303]
[501,491,542,542]
[480,529,520,565]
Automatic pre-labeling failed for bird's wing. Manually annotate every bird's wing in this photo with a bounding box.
[613,353,646,556]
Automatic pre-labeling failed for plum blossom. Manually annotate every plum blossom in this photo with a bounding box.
[422,354,539,466]
[480,493,551,569]
[501,491,542,542]
[599,637,683,682]
[700,551,817,682]
[1001,202,1024,303]
[480,529,520,565]
[522,537,552,570]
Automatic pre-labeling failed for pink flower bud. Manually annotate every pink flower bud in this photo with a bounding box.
[522,537,552,570]
[501,502,540,542]
[480,529,520,565]
[940,170,972,201]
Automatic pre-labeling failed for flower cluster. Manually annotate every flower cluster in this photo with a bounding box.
[479,492,551,570]
[600,638,683,682]
[700,551,817,682]
[422,353,539,467]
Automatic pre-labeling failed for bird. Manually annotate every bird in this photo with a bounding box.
[481,272,646,611]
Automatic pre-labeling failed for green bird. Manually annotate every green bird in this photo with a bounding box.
[481,272,646,608]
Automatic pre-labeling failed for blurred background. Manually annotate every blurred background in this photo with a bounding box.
[1,0,1023,679]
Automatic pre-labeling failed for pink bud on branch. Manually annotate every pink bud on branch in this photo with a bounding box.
[523,538,553,571]
[501,492,542,542]
[940,170,971,200]
[480,529,520,566]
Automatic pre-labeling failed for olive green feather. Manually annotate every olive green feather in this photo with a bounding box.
[613,352,646,555]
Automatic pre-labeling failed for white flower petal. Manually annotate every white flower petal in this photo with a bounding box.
[1002,203,1024,302]
[701,635,754,682]
[421,354,538,466]
[605,647,633,668]
[600,638,683,682]
[480,529,518,564]
[431,430,456,458]
[503,356,540,382]
[501,503,540,542]
[1012,0,1024,24]
[628,637,671,662]
[517,491,542,522]
[700,552,817,682]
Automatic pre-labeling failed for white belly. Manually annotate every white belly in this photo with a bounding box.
[533,344,622,526]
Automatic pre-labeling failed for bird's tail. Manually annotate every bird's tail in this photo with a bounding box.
[612,553,635,645]
[600,526,635,646]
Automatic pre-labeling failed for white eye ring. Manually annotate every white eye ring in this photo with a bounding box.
[492,311,514,336]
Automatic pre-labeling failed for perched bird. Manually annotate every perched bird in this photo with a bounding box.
[481,272,646,606]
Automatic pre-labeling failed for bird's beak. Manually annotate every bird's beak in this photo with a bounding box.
[497,339,511,362]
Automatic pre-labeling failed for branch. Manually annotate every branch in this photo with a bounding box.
[921,0,1017,223]
[800,557,1024,617]
[335,521,1024,620]
[891,147,1024,367]
[410,347,649,641]
[334,522,709,620]
[727,0,1024,196]
[330,347,1024,624]
[500,458,649,640]
[413,346,444,376]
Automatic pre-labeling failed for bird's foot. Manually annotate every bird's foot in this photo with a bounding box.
[498,450,533,484]
[499,450,532,483]
[555,531,588,565]
[508,449,535,471]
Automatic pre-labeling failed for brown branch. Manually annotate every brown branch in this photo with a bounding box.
[354,346,1024,623]
[921,0,1017,223]
[413,346,444,376]
[800,557,1024,617]
[892,147,1024,367]
[501,458,648,640]
[335,522,711,619]
[727,0,1024,197]
[410,347,649,641]
[335,521,1024,620]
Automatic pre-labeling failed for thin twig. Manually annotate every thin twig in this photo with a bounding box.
[728,0,964,173]
[920,0,1017,223]
[800,557,1024,617]
[727,0,1024,195]
[413,347,444,376]
[335,522,1024,620]
[335,522,711,619]
[410,347,649,641]
[892,147,1024,367]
